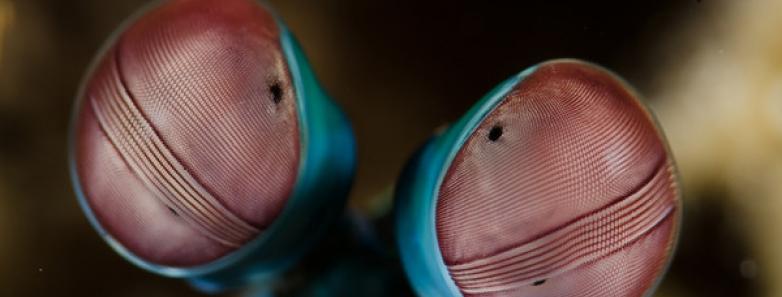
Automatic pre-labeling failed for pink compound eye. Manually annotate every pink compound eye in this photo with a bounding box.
[73,0,299,267]
[436,60,680,297]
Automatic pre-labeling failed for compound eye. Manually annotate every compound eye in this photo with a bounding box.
[73,0,300,267]
[436,60,679,296]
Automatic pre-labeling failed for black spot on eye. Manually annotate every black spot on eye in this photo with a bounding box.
[167,207,179,217]
[270,82,283,104]
[532,279,546,286]
[488,125,503,142]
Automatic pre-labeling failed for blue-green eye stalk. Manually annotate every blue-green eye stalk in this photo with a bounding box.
[69,0,355,292]
[395,60,681,297]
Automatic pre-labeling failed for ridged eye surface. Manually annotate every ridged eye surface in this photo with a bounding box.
[73,0,299,267]
[437,61,679,296]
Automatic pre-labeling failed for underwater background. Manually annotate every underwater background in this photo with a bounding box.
[0,0,779,296]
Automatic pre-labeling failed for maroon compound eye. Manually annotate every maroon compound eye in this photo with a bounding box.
[72,0,299,267]
[436,61,680,296]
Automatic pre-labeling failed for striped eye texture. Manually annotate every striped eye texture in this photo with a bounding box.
[73,0,299,267]
[437,61,679,296]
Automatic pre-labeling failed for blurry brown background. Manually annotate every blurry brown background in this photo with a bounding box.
[1,0,779,296]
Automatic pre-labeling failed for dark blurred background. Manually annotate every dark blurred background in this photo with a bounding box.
[1,0,778,296]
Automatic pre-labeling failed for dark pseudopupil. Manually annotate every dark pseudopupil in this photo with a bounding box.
[532,279,546,286]
[488,125,503,141]
[270,82,283,104]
